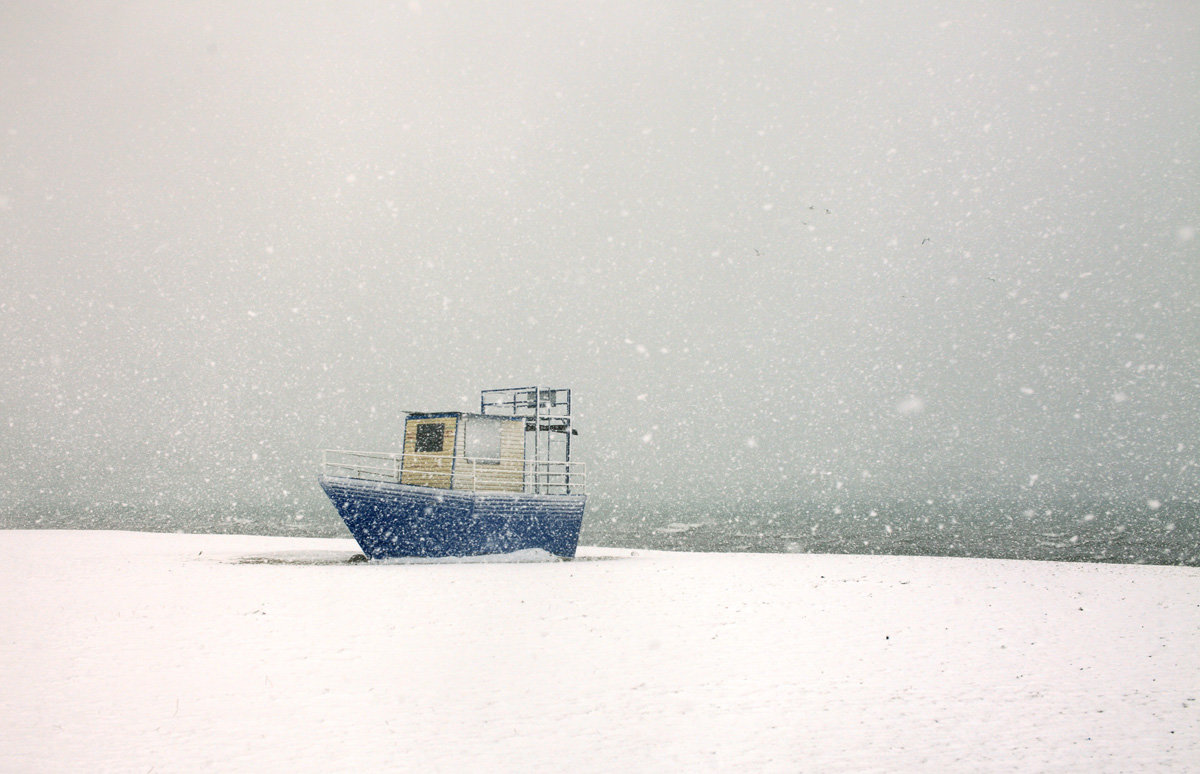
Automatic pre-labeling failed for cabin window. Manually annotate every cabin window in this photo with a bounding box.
[465,416,505,463]
[415,422,445,453]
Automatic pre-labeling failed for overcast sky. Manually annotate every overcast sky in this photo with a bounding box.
[2,1,1197,527]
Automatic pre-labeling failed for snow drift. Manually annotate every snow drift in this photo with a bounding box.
[2,530,1197,772]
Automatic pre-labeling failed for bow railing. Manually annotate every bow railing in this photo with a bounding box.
[322,450,585,495]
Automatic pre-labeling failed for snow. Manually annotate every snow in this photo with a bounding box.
[3,530,1199,772]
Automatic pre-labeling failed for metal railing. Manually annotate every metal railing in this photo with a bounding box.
[322,450,586,495]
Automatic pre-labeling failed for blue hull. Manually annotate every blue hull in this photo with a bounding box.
[318,475,586,559]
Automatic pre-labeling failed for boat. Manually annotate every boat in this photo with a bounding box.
[319,386,586,559]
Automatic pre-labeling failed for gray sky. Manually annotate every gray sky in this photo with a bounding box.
[2,1,1198,526]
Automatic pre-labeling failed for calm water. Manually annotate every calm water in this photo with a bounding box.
[581,499,1200,566]
[9,498,1199,567]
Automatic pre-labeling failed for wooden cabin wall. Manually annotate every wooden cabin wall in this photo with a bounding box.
[399,416,457,489]
[452,419,525,492]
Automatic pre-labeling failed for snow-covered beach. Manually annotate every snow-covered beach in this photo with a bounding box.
[3,530,1198,772]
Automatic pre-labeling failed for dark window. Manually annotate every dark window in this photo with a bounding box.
[415,422,444,453]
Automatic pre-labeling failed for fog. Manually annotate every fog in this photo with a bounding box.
[2,2,1197,532]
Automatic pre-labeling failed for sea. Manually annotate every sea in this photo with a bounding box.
[579,498,1200,567]
[9,496,1199,567]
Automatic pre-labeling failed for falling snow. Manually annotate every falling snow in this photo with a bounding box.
[1,3,1199,766]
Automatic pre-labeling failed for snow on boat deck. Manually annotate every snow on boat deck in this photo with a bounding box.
[2,530,1198,772]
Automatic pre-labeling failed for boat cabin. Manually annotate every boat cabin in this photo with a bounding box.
[400,412,525,491]
[322,386,583,495]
